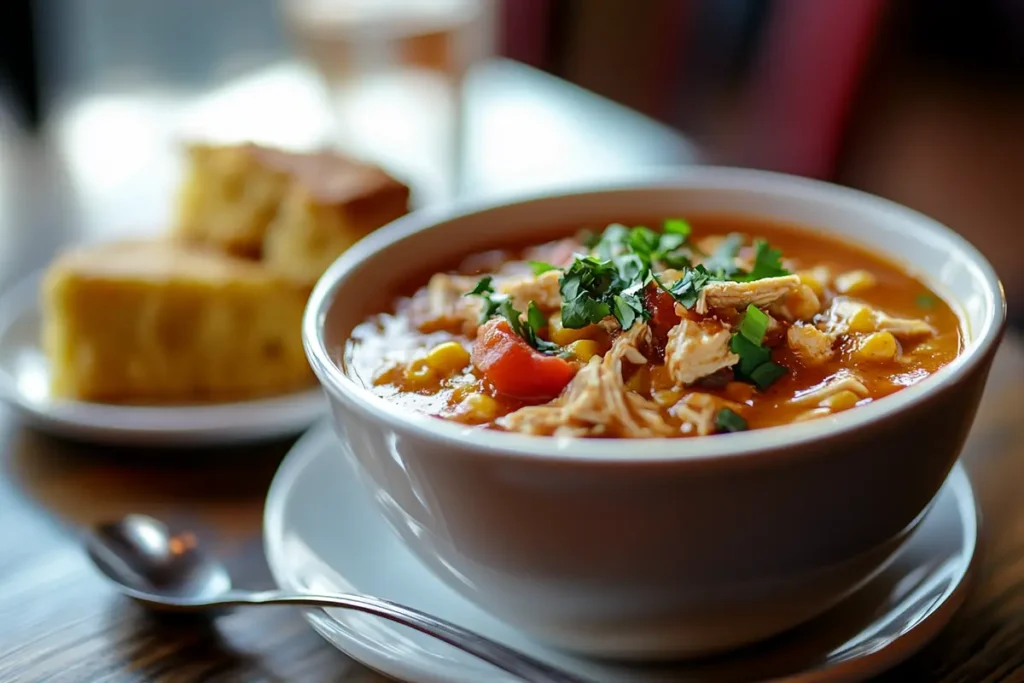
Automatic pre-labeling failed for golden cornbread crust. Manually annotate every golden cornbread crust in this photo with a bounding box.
[174,143,410,284]
[43,241,314,403]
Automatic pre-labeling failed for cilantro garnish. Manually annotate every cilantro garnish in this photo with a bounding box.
[465,278,560,354]
[702,234,743,276]
[464,276,504,323]
[656,264,714,309]
[559,256,647,330]
[529,261,558,275]
[729,304,787,389]
[735,240,789,282]
[715,408,748,433]
[500,299,560,354]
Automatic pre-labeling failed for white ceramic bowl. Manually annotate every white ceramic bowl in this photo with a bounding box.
[303,168,1005,658]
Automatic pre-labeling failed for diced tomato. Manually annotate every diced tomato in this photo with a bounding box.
[643,284,681,359]
[471,319,577,401]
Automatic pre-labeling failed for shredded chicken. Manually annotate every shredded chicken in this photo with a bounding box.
[664,319,739,386]
[820,297,935,340]
[768,283,822,321]
[696,275,801,314]
[411,273,482,335]
[790,375,869,408]
[499,324,675,438]
[498,270,563,312]
[787,323,835,366]
[671,393,746,436]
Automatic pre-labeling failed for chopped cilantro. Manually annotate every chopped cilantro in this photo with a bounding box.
[466,276,494,296]
[466,278,560,354]
[497,298,560,355]
[594,223,629,261]
[464,277,504,323]
[715,408,748,433]
[559,255,647,330]
[658,265,715,309]
[562,295,612,329]
[663,218,692,238]
[736,240,789,282]
[703,233,743,276]
[529,261,558,276]
[915,293,937,310]
[703,236,790,282]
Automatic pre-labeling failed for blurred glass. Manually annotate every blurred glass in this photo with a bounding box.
[278,0,496,205]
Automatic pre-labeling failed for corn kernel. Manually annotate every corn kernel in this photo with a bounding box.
[853,331,899,362]
[403,358,438,388]
[625,366,651,395]
[424,341,470,376]
[459,393,499,422]
[549,313,597,346]
[847,306,876,334]
[821,390,861,412]
[565,339,600,362]
[835,270,878,295]
[798,267,831,297]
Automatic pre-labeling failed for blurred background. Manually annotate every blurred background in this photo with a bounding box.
[1,0,1022,317]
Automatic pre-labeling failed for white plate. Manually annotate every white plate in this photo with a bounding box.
[264,423,979,683]
[0,272,327,446]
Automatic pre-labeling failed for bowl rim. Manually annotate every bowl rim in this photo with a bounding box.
[303,166,1006,464]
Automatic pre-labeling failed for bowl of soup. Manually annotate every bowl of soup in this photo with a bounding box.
[303,168,1004,658]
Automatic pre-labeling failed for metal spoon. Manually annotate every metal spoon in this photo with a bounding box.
[85,514,588,683]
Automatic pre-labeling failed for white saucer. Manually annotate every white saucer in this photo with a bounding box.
[0,272,327,446]
[264,423,979,683]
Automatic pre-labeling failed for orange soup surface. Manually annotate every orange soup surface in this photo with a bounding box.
[345,216,962,438]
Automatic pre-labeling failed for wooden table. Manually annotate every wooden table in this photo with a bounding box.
[1,60,1023,682]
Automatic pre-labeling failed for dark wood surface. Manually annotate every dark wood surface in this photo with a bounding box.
[1,60,1023,682]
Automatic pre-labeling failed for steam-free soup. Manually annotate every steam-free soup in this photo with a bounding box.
[345,216,962,437]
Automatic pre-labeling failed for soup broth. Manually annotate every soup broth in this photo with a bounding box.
[345,216,962,438]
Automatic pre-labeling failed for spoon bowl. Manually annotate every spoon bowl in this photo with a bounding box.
[85,514,587,683]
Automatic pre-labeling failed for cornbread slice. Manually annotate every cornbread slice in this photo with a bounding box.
[42,241,314,403]
[174,143,410,283]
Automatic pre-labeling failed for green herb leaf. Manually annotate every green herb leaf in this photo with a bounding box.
[529,261,559,276]
[627,226,661,258]
[464,276,507,323]
[703,234,743,276]
[466,276,494,296]
[915,293,937,310]
[737,304,770,345]
[749,361,787,390]
[715,408,748,433]
[660,251,693,269]
[594,223,629,260]
[497,299,560,355]
[660,265,716,309]
[580,229,601,250]
[612,294,642,330]
[663,218,692,238]
[561,296,611,329]
[526,301,548,333]
[736,240,789,281]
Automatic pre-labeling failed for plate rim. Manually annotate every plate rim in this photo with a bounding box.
[0,268,326,445]
[263,422,979,683]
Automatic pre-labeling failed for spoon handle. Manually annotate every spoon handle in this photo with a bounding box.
[215,589,590,683]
